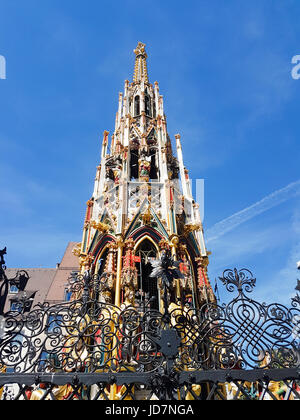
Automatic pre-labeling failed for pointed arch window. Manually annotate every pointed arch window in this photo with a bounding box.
[145,95,151,117]
[130,149,139,180]
[149,149,158,180]
[134,96,140,116]
[135,239,159,310]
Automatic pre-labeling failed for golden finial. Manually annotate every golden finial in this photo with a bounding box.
[133,42,149,83]
[134,42,147,58]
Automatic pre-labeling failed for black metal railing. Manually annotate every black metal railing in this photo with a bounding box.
[0,250,299,400]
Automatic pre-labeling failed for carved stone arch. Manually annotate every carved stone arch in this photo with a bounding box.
[90,235,116,270]
[88,235,117,303]
[94,243,110,273]
[125,200,168,241]
[134,234,160,256]
[130,226,164,245]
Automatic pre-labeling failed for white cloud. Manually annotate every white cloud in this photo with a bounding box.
[208,221,288,274]
[207,200,300,306]
[206,179,300,243]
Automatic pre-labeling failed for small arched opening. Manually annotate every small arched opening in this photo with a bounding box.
[134,96,140,116]
[145,95,151,117]
[135,238,159,310]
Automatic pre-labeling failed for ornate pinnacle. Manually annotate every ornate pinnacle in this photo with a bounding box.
[134,42,147,58]
[133,42,149,83]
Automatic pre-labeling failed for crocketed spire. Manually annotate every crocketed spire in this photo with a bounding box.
[133,42,149,83]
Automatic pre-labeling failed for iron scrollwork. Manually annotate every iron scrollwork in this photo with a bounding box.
[0,253,299,399]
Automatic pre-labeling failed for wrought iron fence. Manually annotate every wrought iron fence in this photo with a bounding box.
[0,251,299,400]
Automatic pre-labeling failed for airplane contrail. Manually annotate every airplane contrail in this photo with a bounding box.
[206,179,300,243]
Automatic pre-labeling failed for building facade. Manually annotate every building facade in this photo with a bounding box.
[4,242,79,313]
[74,42,214,311]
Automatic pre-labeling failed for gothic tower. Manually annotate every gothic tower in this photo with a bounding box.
[74,42,214,310]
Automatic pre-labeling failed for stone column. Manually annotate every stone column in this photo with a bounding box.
[114,236,124,307]
[170,235,180,300]
[120,238,138,306]
[100,243,117,303]
[195,256,215,303]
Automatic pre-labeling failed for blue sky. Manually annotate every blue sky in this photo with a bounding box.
[0,0,300,305]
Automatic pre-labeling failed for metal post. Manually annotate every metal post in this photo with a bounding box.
[139,250,143,307]
[0,248,8,316]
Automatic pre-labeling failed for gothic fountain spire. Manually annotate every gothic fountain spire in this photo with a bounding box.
[76,42,215,319]
[133,42,149,83]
